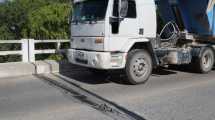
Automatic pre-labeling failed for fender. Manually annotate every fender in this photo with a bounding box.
[191,45,215,59]
[121,37,159,67]
[121,37,150,52]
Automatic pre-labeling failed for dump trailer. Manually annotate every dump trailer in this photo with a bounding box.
[68,0,215,84]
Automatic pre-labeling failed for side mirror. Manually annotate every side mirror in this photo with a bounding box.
[109,16,120,34]
[119,0,128,18]
[110,0,128,34]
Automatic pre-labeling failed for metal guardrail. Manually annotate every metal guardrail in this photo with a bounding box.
[0,39,70,62]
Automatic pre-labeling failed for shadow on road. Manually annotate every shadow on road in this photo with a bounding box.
[45,61,214,86]
[46,60,215,86]
[59,63,131,85]
[35,74,147,120]
[60,70,110,85]
[152,68,177,76]
[167,65,215,74]
[59,63,178,85]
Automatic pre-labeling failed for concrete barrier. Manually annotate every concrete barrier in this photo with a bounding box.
[34,60,60,74]
[0,62,36,78]
[0,60,73,78]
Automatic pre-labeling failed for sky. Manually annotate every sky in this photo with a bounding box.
[0,0,5,3]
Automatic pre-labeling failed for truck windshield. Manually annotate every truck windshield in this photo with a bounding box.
[72,0,109,23]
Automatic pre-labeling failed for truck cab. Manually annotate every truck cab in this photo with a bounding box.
[68,0,215,84]
[68,0,156,67]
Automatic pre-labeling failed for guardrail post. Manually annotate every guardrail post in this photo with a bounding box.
[57,42,61,50]
[21,39,29,62]
[28,39,35,62]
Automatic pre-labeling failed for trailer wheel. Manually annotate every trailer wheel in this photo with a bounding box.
[195,47,214,73]
[125,49,153,85]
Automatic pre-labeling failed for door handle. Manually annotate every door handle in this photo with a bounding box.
[139,28,144,35]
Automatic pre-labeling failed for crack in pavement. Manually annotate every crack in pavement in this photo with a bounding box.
[35,74,147,120]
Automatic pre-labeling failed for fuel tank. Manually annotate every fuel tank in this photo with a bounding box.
[156,0,215,36]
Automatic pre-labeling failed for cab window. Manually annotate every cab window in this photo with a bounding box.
[113,0,137,18]
[126,0,137,18]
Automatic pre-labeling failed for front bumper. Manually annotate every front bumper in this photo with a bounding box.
[67,49,127,69]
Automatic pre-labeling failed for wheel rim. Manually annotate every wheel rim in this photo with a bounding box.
[202,51,213,69]
[132,58,148,78]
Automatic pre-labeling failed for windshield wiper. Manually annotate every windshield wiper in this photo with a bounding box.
[88,16,99,24]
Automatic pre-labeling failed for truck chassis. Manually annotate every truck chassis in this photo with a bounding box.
[125,22,215,84]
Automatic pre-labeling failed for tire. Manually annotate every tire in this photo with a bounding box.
[194,47,214,73]
[125,49,153,85]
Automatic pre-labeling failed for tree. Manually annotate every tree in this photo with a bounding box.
[0,0,72,39]
[25,3,71,39]
[0,0,72,62]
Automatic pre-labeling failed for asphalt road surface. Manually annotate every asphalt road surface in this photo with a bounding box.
[1,66,215,120]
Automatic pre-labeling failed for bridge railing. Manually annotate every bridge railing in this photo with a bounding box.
[0,39,70,63]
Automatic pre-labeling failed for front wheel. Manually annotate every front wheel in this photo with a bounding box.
[125,49,153,85]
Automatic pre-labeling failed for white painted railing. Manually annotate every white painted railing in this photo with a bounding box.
[0,39,70,62]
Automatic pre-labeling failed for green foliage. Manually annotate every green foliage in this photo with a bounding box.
[0,0,72,39]
[0,0,72,62]
[0,25,15,40]
[47,54,64,61]
[26,3,71,39]
[0,0,47,39]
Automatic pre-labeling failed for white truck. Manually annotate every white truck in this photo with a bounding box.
[68,0,215,84]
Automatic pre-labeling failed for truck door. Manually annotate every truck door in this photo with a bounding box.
[108,0,140,51]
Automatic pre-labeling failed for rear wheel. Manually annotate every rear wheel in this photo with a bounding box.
[194,47,214,73]
[125,49,153,85]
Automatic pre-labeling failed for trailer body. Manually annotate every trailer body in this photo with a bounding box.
[157,0,215,36]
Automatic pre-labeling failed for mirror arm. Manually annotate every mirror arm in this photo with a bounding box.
[118,0,122,17]
[109,16,124,24]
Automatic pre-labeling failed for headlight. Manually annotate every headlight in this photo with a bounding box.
[111,54,123,67]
